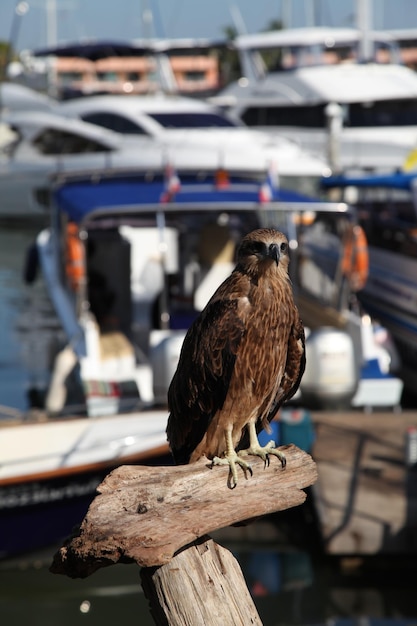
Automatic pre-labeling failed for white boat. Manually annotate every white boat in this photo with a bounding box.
[0,83,55,148]
[0,406,171,560]
[0,82,54,116]
[321,170,417,396]
[0,92,330,219]
[211,26,417,173]
[0,110,166,219]
[19,166,401,416]
[56,92,330,186]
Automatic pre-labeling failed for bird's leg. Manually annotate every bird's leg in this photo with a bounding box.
[212,427,253,489]
[238,421,286,468]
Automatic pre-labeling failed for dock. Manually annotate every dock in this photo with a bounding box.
[311,410,417,555]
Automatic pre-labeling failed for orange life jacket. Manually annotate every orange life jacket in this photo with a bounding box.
[65,223,84,291]
[341,224,369,292]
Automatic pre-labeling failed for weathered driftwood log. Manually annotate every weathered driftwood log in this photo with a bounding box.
[51,444,317,577]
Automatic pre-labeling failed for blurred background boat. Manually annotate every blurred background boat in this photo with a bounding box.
[0,86,330,220]
[211,26,417,173]
[25,166,403,417]
[322,170,417,397]
[0,407,171,560]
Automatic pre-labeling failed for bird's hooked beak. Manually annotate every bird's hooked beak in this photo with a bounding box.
[268,243,280,265]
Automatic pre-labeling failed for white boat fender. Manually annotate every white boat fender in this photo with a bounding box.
[45,345,78,414]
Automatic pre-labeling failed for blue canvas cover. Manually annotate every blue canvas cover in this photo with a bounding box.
[322,171,417,190]
[53,174,314,223]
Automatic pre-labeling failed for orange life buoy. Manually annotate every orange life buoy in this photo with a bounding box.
[341,223,369,292]
[65,222,84,291]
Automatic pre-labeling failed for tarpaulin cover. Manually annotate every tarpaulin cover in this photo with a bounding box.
[53,175,313,223]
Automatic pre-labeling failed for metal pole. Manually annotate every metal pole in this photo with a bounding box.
[156,210,170,330]
[0,1,29,84]
[356,0,373,62]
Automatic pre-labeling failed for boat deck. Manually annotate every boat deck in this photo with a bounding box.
[311,410,417,555]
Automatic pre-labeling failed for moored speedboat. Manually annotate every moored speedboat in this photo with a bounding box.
[211,26,417,172]
[0,407,171,560]
[23,165,402,415]
[321,170,417,395]
[0,89,330,220]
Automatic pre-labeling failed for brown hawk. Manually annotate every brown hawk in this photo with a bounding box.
[166,228,305,487]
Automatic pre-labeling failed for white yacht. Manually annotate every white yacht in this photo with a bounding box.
[322,170,417,395]
[0,91,330,219]
[56,92,330,189]
[212,27,417,173]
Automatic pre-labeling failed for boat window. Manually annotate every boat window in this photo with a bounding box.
[241,104,326,128]
[32,128,112,155]
[347,99,417,127]
[81,112,149,135]
[147,112,238,128]
[356,198,417,258]
[86,229,132,335]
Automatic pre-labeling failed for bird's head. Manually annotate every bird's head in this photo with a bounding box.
[236,228,290,278]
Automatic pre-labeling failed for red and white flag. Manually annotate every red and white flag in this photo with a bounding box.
[160,163,181,203]
[258,161,279,203]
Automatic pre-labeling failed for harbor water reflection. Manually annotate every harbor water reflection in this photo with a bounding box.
[0,222,63,412]
[1,544,417,626]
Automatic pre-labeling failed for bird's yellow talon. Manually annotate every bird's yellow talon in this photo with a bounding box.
[238,427,286,469]
[212,452,252,488]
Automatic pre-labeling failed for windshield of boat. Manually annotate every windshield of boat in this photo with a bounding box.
[75,203,354,344]
[147,112,239,128]
[241,98,417,129]
[80,110,240,136]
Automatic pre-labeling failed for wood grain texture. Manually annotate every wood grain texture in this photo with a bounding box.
[141,537,263,626]
[51,444,316,577]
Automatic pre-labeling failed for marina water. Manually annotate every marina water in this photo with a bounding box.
[0,223,416,625]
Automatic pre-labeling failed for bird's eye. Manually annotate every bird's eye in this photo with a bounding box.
[251,242,265,255]
[280,242,288,253]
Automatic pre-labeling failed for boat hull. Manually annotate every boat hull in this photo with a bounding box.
[0,409,171,560]
[359,247,417,389]
[0,447,172,560]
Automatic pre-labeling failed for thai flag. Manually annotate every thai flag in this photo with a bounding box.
[160,163,181,203]
[258,162,279,203]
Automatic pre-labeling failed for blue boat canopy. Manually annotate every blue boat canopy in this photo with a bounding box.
[322,172,417,190]
[53,174,314,223]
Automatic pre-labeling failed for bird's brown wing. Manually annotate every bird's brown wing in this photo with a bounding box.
[167,295,246,464]
[266,313,306,424]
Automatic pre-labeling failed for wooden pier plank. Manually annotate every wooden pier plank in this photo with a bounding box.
[311,411,417,554]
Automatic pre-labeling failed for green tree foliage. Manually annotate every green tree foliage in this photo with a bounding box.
[218,18,284,86]
[217,25,240,87]
[0,41,14,80]
[260,19,284,72]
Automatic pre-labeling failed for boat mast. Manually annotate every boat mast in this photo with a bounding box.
[356,0,373,62]
[156,210,170,330]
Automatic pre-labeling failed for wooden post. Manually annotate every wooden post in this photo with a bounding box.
[51,444,317,625]
[141,537,263,626]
